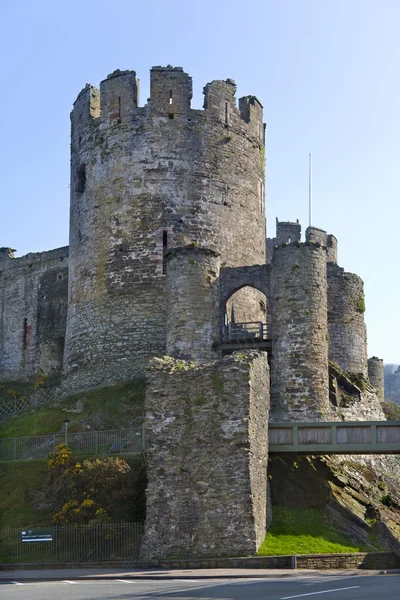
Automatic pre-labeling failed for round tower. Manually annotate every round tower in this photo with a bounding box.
[166,247,220,362]
[270,242,329,421]
[64,67,266,386]
[368,357,385,402]
[327,264,367,376]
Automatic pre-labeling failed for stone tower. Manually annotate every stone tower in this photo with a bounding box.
[64,67,266,386]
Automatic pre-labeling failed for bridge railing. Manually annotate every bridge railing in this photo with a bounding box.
[223,321,267,342]
[269,421,400,455]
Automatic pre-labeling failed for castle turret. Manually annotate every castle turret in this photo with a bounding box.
[64,66,266,387]
[327,264,368,376]
[270,242,329,420]
[165,247,220,363]
[368,357,385,402]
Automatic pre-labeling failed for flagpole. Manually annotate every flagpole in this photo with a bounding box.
[309,152,312,227]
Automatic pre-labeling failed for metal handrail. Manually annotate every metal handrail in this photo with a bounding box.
[223,321,266,342]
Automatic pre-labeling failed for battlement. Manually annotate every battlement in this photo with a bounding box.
[100,69,140,124]
[267,220,338,265]
[70,66,264,143]
[0,246,68,272]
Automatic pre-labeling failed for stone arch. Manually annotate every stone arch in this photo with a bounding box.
[219,264,271,338]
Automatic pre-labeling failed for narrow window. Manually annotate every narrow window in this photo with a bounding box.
[168,113,174,119]
[76,164,86,194]
[22,318,31,350]
[162,230,168,274]
[117,96,122,123]
[225,102,229,125]
[169,90,173,105]
[57,273,63,281]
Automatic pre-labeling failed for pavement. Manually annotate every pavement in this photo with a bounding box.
[1,567,400,581]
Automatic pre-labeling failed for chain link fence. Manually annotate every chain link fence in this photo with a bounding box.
[0,428,145,461]
[0,522,143,563]
[0,366,138,422]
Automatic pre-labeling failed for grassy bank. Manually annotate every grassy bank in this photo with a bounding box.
[0,379,146,438]
[258,507,371,555]
[0,461,52,528]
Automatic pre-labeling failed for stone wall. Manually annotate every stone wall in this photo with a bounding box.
[368,357,385,403]
[270,243,329,421]
[0,247,68,380]
[327,263,368,376]
[141,351,270,559]
[64,66,266,389]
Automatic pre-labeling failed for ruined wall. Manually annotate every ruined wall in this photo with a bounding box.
[64,66,266,388]
[0,247,68,380]
[368,357,385,403]
[270,243,330,421]
[327,263,368,376]
[141,351,270,559]
[165,246,220,362]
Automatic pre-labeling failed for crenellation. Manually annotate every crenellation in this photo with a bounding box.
[71,84,100,146]
[99,69,139,124]
[306,225,327,246]
[327,234,338,263]
[149,66,192,115]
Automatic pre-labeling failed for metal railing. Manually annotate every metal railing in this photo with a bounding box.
[0,522,143,564]
[223,321,266,342]
[0,428,145,462]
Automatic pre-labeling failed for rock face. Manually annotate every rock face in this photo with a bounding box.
[269,374,400,554]
[141,352,269,559]
[269,452,400,555]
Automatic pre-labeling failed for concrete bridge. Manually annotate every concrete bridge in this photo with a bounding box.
[269,421,400,455]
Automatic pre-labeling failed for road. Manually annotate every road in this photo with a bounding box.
[0,575,399,599]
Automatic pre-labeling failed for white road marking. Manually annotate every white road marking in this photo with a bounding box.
[115,579,139,583]
[281,586,361,599]
[62,580,77,584]
[10,582,24,585]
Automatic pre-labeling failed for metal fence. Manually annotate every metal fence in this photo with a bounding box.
[0,522,144,564]
[0,387,60,421]
[0,367,136,422]
[0,428,145,461]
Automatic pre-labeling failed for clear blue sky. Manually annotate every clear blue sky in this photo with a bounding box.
[1,0,399,362]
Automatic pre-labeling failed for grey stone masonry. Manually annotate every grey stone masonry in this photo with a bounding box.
[64,66,266,389]
[141,351,270,559]
[368,356,385,403]
[270,242,330,421]
[327,263,368,376]
[166,247,220,363]
[0,247,68,380]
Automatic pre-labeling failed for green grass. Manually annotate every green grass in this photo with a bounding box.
[0,408,68,438]
[0,461,53,528]
[0,379,146,439]
[257,507,371,556]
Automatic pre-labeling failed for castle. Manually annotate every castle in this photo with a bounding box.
[0,66,387,557]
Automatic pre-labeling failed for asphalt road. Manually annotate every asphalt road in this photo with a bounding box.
[0,575,399,599]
